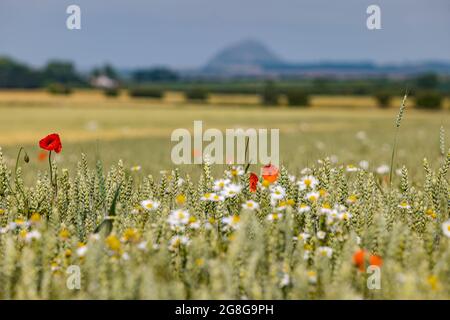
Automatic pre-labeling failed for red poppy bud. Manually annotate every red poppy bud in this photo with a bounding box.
[249,172,259,192]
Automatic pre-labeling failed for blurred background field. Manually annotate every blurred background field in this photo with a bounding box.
[0,90,448,181]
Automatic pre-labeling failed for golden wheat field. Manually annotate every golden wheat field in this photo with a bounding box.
[0,90,449,299]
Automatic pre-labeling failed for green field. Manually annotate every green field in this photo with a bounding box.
[0,90,448,179]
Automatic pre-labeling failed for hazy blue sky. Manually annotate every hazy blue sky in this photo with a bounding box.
[0,0,449,69]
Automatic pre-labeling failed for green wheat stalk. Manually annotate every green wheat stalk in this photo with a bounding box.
[389,92,408,185]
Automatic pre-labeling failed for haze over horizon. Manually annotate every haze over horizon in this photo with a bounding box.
[1,0,449,69]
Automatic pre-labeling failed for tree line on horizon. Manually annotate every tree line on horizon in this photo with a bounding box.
[0,56,449,102]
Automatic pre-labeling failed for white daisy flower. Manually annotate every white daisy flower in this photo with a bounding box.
[338,211,352,221]
[298,232,310,242]
[222,215,241,230]
[317,231,326,240]
[317,246,333,258]
[168,235,190,251]
[25,230,41,243]
[201,193,224,202]
[76,245,88,257]
[298,203,311,213]
[280,273,290,287]
[298,175,318,190]
[213,179,230,191]
[320,204,333,215]
[89,233,101,241]
[359,160,369,170]
[226,166,244,178]
[130,165,141,172]
[307,270,318,284]
[346,164,359,172]
[201,192,215,201]
[442,220,450,238]
[189,218,201,229]
[346,194,357,204]
[167,209,190,227]
[267,213,283,221]
[301,167,312,175]
[242,200,259,211]
[140,199,160,211]
[303,251,311,261]
[305,191,320,202]
[137,241,148,251]
[270,185,286,200]
[398,201,411,209]
[376,164,390,175]
[221,184,242,198]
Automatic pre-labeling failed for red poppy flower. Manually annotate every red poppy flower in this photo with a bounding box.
[369,254,383,268]
[261,164,278,183]
[39,133,62,153]
[249,172,259,192]
[38,151,48,161]
[353,249,383,271]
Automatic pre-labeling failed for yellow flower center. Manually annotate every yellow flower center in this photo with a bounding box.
[59,229,70,239]
[189,216,197,223]
[176,194,186,205]
[30,213,41,223]
[106,235,121,251]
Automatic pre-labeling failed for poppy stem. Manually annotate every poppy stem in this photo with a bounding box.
[15,147,24,176]
[48,150,55,192]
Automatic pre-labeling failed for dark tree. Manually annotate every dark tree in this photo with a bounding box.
[132,67,179,83]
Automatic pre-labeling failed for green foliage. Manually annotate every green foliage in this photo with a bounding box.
[132,67,179,83]
[374,91,392,108]
[128,87,164,98]
[43,60,83,85]
[286,90,310,107]
[0,57,42,88]
[415,73,439,90]
[46,83,73,95]
[185,88,208,102]
[103,88,120,97]
[415,91,443,110]
[262,80,279,106]
[92,64,120,81]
